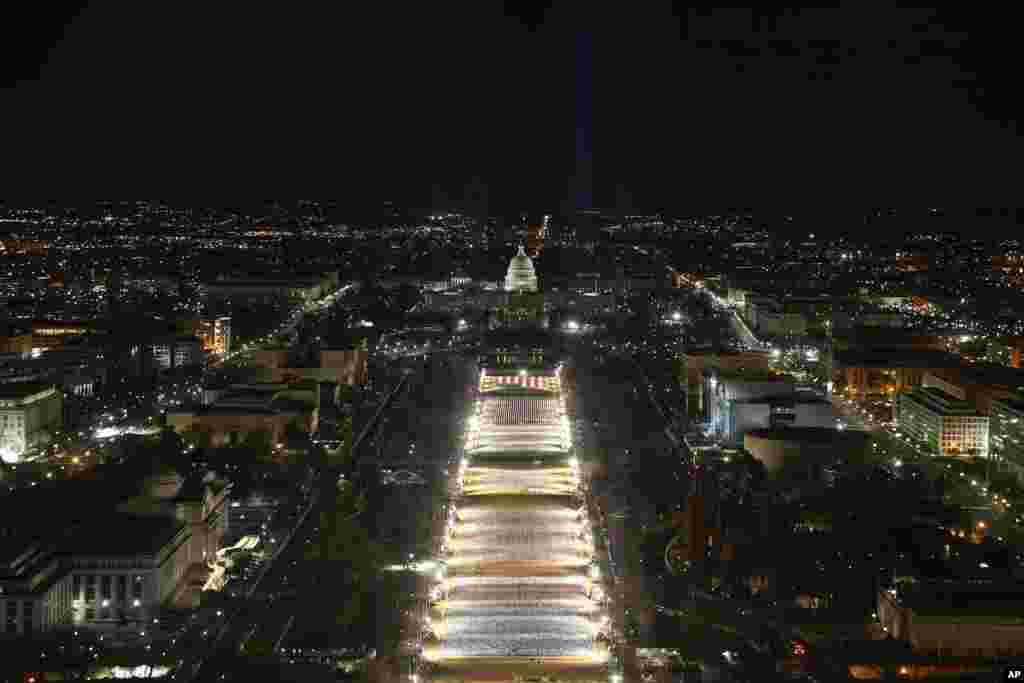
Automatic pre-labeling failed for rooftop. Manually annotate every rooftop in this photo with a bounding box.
[67,513,187,557]
[716,367,791,383]
[0,382,58,400]
[896,581,1024,621]
[902,387,982,415]
[682,348,771,359]
[0,474,144,557]
[833,348,961,368]
[959,363,1024,392]
[746,426,871,445]
[993,395,1024,415]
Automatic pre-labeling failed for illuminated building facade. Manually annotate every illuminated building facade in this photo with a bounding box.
[0,327,32,355]
[832,349,960,400]
[0,383,63,463]
[30,321,100,351]
[153,336,203,370]
[896,380,989,457]
[67,515,192,626]
[504,245,539,293]
[990,396,1024,482]
[0,239,49,256]
[197,316,232,356]
[168,378,317,448]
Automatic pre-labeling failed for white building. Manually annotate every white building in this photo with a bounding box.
[153,335,204,370]
[897,377,989,457]
[505,245,539,293]
[0,539,75,638]
[0,382,63,463]
[67,514,191,627]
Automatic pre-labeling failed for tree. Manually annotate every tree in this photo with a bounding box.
[180,425,212,452]
[284,419,308,443]
[304,487,389,645]
[240,430,274,463]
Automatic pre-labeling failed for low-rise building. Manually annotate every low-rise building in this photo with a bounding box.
[178,316,232,357]
[679,349,773,417]
[744,426,871,480]
[166,382,313,447]
[250,347,368,385]
[878,579,1024,658]
[991,395,1024,483]
[66,514,191,626]
[0,382,63,462]
[203,270,338,310]
[0,463,219,637]
[832,348,962,400]
[0,325,32,356]
[897,377,989,457]
[152,335,204,370]
[116,469,231,608]
[0,345,111,398]
[0,537,74,638]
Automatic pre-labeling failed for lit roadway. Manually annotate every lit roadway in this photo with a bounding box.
[211,283,357,368]
[700,288,761,350]
[181,463,330,682]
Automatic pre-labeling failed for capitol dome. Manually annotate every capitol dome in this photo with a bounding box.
[504,245,539,293]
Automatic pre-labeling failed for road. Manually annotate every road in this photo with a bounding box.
[180,465,327,682]
[213,283,358,368]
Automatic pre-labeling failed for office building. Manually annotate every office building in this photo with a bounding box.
[0,383,63,462]
[166,381,314,447]
[832,348,962,400]
[896,375,989,457]
[680,350,773,417]
[248,347,368,385]
[744,427,871,480]
[878,579,1024,657]
[203,270,338,311]
[152,335,203,370]
[991,395,1024,482]
[116,469,231,607]
[0,325,32,356]
[0,538,74,638]
[188,316,232,357]
[67,514,191,626]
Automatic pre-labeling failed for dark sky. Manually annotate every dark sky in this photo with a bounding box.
[2,6,1019,216]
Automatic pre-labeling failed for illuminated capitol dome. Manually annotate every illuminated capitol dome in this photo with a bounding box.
[504,245,539,293]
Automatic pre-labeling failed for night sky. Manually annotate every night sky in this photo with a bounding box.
[2,6,1019,215]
